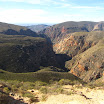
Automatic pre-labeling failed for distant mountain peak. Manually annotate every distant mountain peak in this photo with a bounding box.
[26,24,49,32]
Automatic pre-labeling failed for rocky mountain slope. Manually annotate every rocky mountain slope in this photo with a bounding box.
[54,31,104,57]
[53,31,104,82]
[52,31,104,82]
[54,31,104,82]
[64,31,104,82]
[26,24,49,32]
[39,21,104,44]
[39,21,104,82]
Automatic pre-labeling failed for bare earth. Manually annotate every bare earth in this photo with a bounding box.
[10,85,104,104]
[36,85,104,104]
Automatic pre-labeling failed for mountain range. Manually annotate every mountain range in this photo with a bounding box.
[39,21,104,43]
[0,21,104,82]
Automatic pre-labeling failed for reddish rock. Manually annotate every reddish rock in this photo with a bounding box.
[70,69,78,76]
[69,35,74,40]
[74,41,78,46]
[61,26,66,33]
[78,64,85,71]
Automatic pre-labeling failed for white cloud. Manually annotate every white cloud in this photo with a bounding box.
[0,9,48,23]
[0,0,41,4]
[63,14,82,17]
[0,0,71,7]
[0,8,80,24]
[71,6,104,10]
[0,0,62,5]
[0,8,103,24]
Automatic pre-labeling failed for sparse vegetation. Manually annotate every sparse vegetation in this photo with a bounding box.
[22,92,34,98]
[41,95,48,101]
[3,87,10,94]
[39,87,48,94]
[0,69,83,83]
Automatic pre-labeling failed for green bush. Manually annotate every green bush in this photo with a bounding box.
[55,88,64,94]
[3,87,10,94]
[22,92,33,98]
[35,81,48,89]
[58,79,73,85]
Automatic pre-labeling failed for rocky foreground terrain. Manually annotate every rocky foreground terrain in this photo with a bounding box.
[37,85,104,104]
[1,84,104,104]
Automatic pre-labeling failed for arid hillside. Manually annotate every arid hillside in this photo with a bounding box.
[0,22,38,37]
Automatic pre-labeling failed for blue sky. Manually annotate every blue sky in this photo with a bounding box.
[0,0,104,24]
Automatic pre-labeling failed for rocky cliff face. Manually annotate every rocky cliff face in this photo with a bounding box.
[0,34,58,73]
[53,31,103,57]
[65,31,104,82]
[66,41,104,82]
